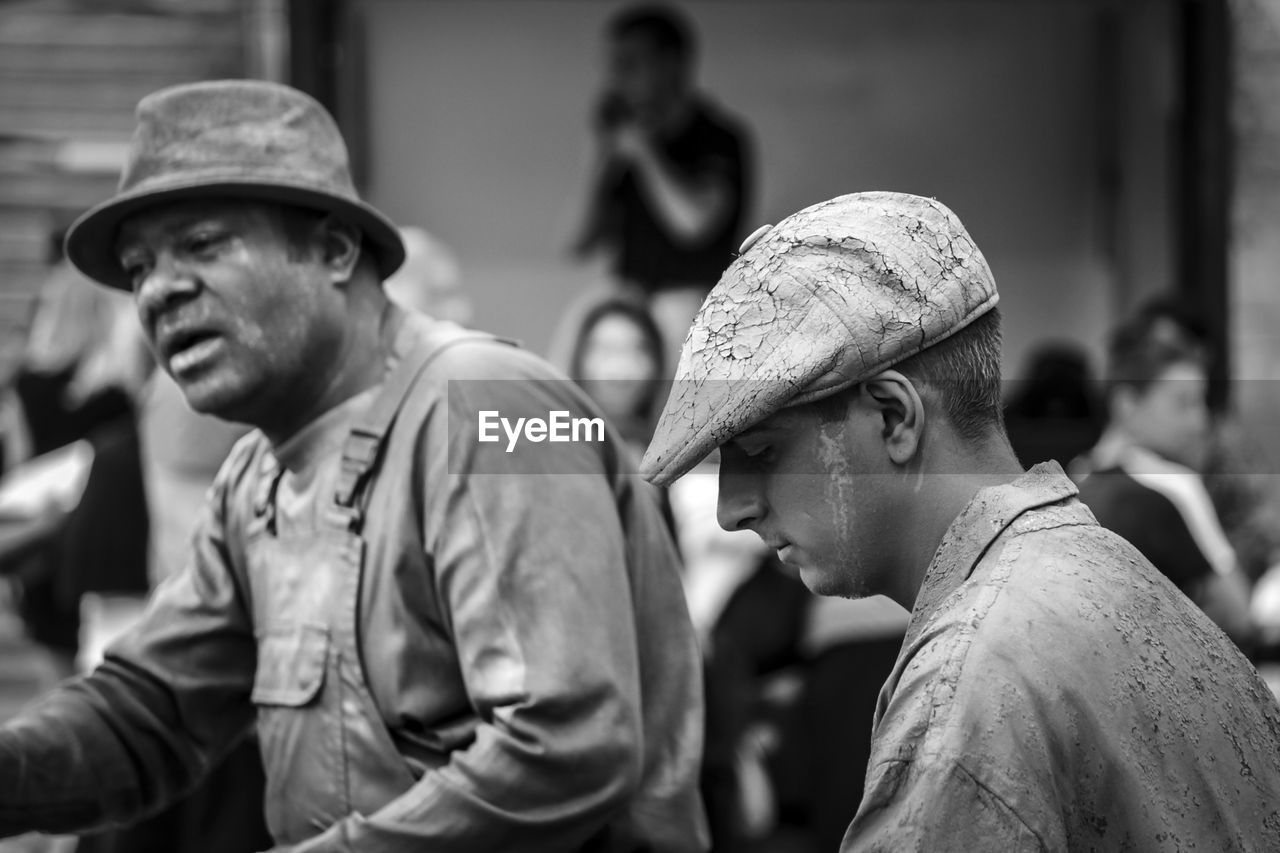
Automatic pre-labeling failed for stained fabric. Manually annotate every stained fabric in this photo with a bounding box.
[842,462,1280,851]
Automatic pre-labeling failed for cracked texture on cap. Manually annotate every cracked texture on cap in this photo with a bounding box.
[641,191,999,487]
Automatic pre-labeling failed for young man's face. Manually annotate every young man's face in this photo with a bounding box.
[1117,361,1210,468]
[715,395,899,599]
[115,199,341,427]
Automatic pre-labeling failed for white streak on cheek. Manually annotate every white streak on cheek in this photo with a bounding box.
[816,424,857,560]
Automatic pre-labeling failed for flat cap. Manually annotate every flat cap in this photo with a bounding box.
[641,191,999,487]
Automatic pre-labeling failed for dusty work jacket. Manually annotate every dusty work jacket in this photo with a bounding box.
[0,307,708,852]
[843,463,1280,852]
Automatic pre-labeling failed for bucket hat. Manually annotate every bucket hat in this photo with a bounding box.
[65,79,405,289]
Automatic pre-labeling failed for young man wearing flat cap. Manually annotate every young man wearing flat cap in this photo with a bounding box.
[0,80,708,852]
[642,191,1280,850]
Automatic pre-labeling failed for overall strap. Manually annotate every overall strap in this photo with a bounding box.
[332,324,514,531]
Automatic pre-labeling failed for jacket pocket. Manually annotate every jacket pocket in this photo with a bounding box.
[252,625,329,707]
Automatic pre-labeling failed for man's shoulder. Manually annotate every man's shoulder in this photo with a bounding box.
[394,318,616,470]
[906,512,1163,688]
[683,97,750,149]
[401,318,566,384]
[944,501,1250,706]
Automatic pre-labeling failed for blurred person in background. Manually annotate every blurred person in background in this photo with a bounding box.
[642,191,1280,850]
[570,3,752,371]
[0,80,706,853]
[1003,341,1104,470]
[1074,309,1257,652]
[569,296,666,462]
[0,244,151,679]
[1114,299,1280,598]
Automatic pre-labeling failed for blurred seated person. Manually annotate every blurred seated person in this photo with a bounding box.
[1074,313,1255,652]
[1003,342,1103,469]
[570,296,666,461]
[570,3,752,371]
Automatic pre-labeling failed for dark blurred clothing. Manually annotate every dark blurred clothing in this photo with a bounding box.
[75,740,270,853]
[784,636,901,853]
[601,97,750,294]
[7,367,135,657]
[701,559,808,852]
[58,420,149,602]
[1004,345,1102,469]
[14,368,132,459]
[1078,465,1215,590]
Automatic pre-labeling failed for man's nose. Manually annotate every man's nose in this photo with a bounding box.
[717,467,764,533]
[135,255,199,320]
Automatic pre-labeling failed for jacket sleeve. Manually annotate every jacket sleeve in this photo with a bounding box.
[0,447,258,838]
[275,376,648,853]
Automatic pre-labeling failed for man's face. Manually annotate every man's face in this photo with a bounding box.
[607,34,685,120]
[115,199,340,426]
[1118,361,1210,468]
[716,396,898,598]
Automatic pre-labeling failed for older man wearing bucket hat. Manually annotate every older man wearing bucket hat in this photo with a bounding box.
[0,80,708,852]
[643,191,1280,850]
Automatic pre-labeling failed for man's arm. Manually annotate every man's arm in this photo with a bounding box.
[613,124,735,245]
[0,452,257,838]
[274,379,652,853]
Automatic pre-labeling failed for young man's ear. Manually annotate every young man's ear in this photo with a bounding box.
[317,216,363,284]
[861,370,924,465]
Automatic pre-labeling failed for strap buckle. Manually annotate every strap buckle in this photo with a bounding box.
[335,427,383,508]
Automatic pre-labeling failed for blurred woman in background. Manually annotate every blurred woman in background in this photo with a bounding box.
[569,295,667,461]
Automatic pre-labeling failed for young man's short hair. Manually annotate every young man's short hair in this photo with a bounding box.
[814,308,1007,444]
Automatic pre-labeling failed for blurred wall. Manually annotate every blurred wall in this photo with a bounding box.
[1230,0,1280,476]
[0,0,253,379]
[362,0,1179,377]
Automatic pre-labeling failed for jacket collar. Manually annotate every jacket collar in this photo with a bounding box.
[903,461,1079,648]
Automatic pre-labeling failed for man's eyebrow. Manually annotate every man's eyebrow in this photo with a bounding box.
[115,212,220,255]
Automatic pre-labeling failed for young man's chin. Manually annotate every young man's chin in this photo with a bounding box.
[798,562,880,601]
[799,565,849,599]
